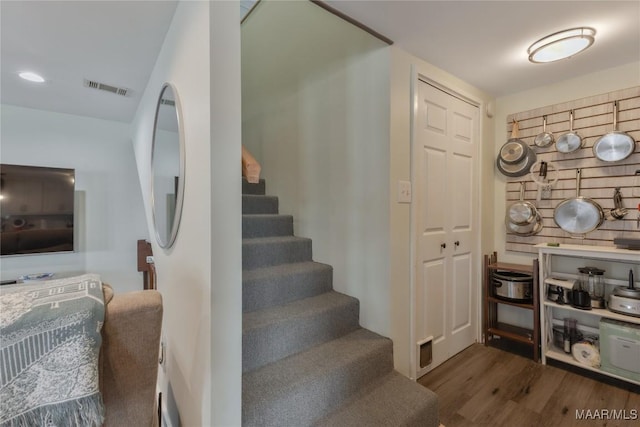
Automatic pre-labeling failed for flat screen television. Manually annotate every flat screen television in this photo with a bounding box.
[1,164,75,256]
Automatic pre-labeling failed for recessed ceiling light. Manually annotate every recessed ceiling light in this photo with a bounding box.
[19,71,45,83]
[528,27,596,63]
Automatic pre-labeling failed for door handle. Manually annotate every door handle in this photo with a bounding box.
[440,243,446,249]
[454,241,460,247]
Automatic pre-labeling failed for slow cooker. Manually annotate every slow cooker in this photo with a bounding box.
[492,270,533,302]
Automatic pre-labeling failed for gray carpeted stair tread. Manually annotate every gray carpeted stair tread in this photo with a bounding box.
[242,236,312,270]
[241,179,439,426]
[314,370,439,427]
[242,194,278,214]
[242,328,393,427]
[242,214,294,238]
[243,261,333,312]
[243,291,360,372]
[242,178,266,195]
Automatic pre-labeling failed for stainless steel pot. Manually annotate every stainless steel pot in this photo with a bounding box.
[506,182,538,225]
[492,271,533,302]
[505,215,543,236]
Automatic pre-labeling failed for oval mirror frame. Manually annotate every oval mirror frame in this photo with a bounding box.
[151,82,185,249]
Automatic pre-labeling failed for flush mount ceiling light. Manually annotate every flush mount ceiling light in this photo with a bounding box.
[528,27,596,63]
[18,71,45,83]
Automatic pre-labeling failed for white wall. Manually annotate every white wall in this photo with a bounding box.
[493,61,640,328]
[242,0,391,337]
[209,1,242,425]
[389,47,495,377]
[130,1,241,425]
[0,105,148,293]
[242,1,497,380]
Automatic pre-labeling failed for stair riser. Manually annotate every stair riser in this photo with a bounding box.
[243,299,360,372]
[243,239,312,270]
[242,340,394,427]
[243,265,333,312]
[242,215,294,238]
[242,178,266,195]
[242,195,278,214]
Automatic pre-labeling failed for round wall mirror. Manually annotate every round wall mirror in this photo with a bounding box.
[151,82,185,249]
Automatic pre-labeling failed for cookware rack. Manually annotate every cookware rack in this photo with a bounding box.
[536,243,640,386]
[504,86,640,254]
[483,252,540,362]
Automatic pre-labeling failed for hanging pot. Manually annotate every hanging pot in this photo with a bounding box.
[556,110,583,153]
[506,182,538,225]
[553,169,605,238]
[499,121,529,164]
[593,101,636,162]
[534,115,554,148]
[505,212,543,236]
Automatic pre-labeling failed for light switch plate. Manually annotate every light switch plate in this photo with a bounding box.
[398,180,412,203]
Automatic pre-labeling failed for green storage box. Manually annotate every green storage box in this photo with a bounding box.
[599,318,640,382]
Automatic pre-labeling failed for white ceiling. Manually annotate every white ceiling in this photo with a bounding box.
[326,0,640,97]
[1,1,638,123]
[1,0,177,123]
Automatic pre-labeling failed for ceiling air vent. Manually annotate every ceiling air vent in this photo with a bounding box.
[83,79,130,97]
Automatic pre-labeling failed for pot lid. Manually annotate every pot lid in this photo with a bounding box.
[493,271,533,281]
[500,140,527,164]
[578,266,605,275]
[613,286,640,299]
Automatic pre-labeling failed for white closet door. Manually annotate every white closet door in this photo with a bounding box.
[414,80,479,376]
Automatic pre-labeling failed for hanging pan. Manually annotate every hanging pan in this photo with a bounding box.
[593,101,636,162]
[556,110,583,153]
[553,169,604,238]
[499,121,529,164]
[506,181,538,225]
[496,150,537,177]
[534,115,554,148]
[497,121,537,177]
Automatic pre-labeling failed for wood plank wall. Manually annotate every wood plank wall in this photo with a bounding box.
[505,86,640,254]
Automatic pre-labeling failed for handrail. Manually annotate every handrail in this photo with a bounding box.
[242,1,394,46]
[137,239,156,290]
[242,146,261,184]
[241,0,262,24]
[310,1,393,45]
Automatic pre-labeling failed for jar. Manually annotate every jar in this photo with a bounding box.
[578,267,605,308]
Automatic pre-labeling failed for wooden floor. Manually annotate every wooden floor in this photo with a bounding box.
[418,343,640,427]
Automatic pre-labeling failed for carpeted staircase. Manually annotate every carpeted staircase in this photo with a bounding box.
[242,179,439,427]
